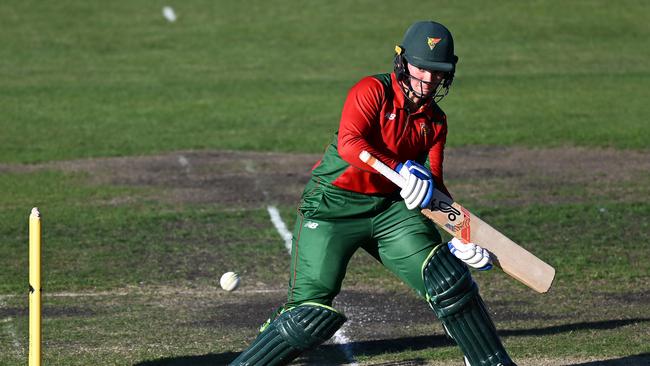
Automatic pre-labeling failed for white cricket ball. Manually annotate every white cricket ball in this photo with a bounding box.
[220,271,240,292]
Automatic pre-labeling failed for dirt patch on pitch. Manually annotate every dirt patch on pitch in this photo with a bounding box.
[46,150,312,208]
[444,146,650,206]
[2,146,647,208]
[2,147,648,364]
[0,305,98,318]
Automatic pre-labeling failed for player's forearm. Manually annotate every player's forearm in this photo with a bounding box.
[428,128,449,197]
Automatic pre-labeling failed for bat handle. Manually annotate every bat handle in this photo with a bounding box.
[360,151,468,245]
[359,151,406,189]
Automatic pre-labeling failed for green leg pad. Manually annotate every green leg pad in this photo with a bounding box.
[229,303,346,366]
[423,245,514,366]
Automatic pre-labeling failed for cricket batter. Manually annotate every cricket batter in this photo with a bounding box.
[231,21,516,366]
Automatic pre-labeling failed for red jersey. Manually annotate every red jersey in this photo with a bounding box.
[311,72,450,197]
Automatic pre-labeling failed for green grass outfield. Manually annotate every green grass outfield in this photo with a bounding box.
[1,0,649,163]
[1,0,649,365]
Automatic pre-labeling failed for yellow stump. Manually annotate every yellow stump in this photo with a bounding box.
[29,207,41,366]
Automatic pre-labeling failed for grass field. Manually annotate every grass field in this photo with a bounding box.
[1,1,649,365]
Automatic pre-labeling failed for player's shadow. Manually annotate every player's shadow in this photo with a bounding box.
[133,318,649,366]
[565,353,650,365]
[132,350,353,366]
[134,352,236,366]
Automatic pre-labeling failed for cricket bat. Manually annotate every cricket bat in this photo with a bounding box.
[359,151,555,293]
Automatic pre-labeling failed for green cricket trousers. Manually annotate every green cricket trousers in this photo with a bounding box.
[233,179,514,366]
[285,178,442,308]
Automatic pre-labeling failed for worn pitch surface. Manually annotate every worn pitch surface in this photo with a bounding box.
[5,146,648,207]
[1,147,648,365]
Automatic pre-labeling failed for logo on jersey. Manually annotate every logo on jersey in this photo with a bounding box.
[420,122,431,136]
[385,112,397,120]
[427,37,442,50]
[304,221,319,229]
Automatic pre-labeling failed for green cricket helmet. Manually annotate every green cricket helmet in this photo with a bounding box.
[394,21,459,103]
[399,21,458,73]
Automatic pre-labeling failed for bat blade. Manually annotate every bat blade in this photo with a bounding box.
[421,192,555,293]
[359,150,555,293]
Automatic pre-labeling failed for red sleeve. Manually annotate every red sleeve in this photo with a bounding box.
[428,119,452,198]
[337,77,401,171]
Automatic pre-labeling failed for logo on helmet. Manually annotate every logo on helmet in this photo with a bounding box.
[427,37,442,50]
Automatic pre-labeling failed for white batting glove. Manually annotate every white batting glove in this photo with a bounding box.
[448,237,493,270]
[396,160,434,210]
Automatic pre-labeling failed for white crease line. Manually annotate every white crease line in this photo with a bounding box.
[266,206,293,254]
[333,328,358,366]
[0,288,284,300]
[178,155,190,173]
[266,206,358,365]
[243,160,256,174]
[245,160,270,201]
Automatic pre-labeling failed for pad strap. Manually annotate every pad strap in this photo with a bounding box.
[230,303,346,366]
[423,244,514,366]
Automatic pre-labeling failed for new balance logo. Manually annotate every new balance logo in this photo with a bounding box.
[304,221,319,229]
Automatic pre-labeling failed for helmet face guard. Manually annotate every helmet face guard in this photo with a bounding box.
[411,73,451,103]
[394,51,453,104]
[394,21,458,105]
